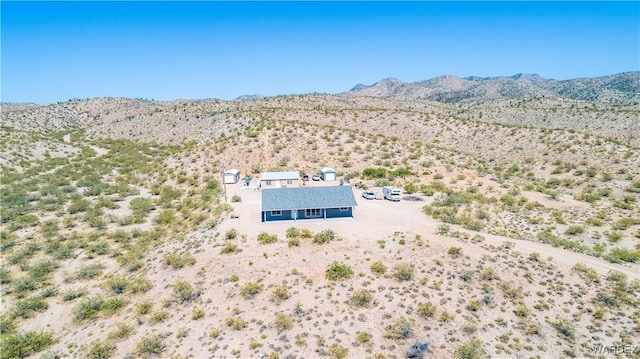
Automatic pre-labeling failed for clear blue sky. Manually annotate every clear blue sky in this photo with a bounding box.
[2,1,639,103]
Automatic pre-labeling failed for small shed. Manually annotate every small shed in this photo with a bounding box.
[223,169,241,184]
[321,167,337,181]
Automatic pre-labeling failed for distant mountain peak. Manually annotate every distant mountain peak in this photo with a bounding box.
[343,72,639,104]
[233,94,264,101]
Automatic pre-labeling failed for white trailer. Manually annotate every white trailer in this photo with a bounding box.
[382,186,402,201]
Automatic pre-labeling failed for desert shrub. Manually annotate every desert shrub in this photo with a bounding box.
[134,333,165,357]
[355,331,373,345]
[129,197,155,217]
[135,300,153,315]
[313,229,335,244]
[272,285,291,303]
[384,317,414,339]
[104,276,130,295]
[220,243,239,254]
[86,340,116,359]
[447,247,463,257]
[257,232,278,244]
[328,344,349,359]
[370,261,387,275]
[564,225,585,235]
[241,281,264,299]
[286,227,301,238]
[71,264,104,281]
[552,318,575,340]
[417,301,436,318]
[325,262,353,281]
[362,167,387,179]
[107,322,132,340]
[149,310,169,323]
[231,194,242,203]
[455,339,486,359]
[607,248,640,263]
[73,297,104,322]
[394,263,415,281]
[172,280,200,303]
[163,252,196,269]
[273,313,293,331]
[225,317,247,330]
[192,308,205,320]
[128,276,153,294]
[62,288,87,301]
[288,238,300,247]
[100,298,129,316]
[0,330,55,359]
[225,228,238,240]
[13,296,48,319]
[348,290,373,308]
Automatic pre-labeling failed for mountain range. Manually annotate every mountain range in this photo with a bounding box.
[341,71,640,104]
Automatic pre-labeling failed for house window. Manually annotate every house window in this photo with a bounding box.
[286,179,293,185]
[306,208,321,217]
[339,207,349,212]
[266,180,272,185]
[271,210,282,216]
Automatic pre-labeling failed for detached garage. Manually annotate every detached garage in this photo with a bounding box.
[261,186,357,222]
[223,169,241,184]
[320,167,337,181]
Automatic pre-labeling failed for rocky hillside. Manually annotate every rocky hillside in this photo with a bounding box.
[344,72,640,104]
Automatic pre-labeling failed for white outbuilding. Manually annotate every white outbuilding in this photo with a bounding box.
[320,167,337,181]
[223,169,241,184]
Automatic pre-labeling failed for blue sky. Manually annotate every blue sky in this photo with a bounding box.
[2,1,639,103]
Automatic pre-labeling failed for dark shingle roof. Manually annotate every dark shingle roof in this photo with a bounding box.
[262,186,357,212]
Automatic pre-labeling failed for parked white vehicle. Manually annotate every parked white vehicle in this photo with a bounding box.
[382,186,402,201]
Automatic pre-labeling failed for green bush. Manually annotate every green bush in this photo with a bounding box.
[225,317,247,330]
[455,339,486,359]
[231,194,242,203]
[384,317,414,339]
[134,334,165,357]
[328,344,349,359]
[220,243,239,254]
[564,225,585,235]
[87,340,116,359]
[13,296,48,319]
[417,301,436,318]
[607,248,640,263]
[448,247,463,257]
[552,318,575,340]
[272,285,291,303]
[163,252,196,269]
[313,230,335,244]
[393,263,415,281]
[370,261,387,276]
[362,167,387,179]
[325,262,353,281]
[257,232,278,244]
[241,282,264,299]
[0,330,55,359]
[172,280,200,303]
[273,313,293,331]
[286,227,301,238]
[348,290,373,308]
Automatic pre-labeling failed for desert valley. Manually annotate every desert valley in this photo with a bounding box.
[1,72,639,358]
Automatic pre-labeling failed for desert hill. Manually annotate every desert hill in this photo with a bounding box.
[0,73,639,358]
[343,71,640,105]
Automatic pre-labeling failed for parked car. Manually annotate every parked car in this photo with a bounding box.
[302,174,309,181]
[362,191,376,200]
[312,174,321,181]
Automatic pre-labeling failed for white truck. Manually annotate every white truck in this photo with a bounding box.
[382,186,402,202]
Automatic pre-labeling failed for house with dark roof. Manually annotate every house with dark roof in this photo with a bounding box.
[261,185,357,222]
